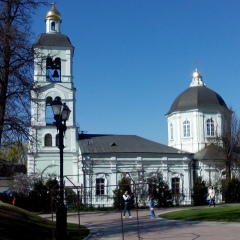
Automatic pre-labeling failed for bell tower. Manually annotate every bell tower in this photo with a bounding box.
[27,3,79,186]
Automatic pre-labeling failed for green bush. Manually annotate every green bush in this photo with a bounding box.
[113,177,132,209]
[192,176,208,206]
[149,177,172,207]
[225,178,240,203]
[14,177,59,212]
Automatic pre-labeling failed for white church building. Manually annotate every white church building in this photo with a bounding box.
[27,4,230,206]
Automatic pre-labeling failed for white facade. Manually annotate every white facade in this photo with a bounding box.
[166,69,228,153]
[167,111,223,153]
[78,134,193,206]
[27,4,79,187]
[27,5,230,206]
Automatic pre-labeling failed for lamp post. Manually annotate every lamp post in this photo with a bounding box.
[51,96,71,239]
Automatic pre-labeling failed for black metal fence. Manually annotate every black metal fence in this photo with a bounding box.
[64,183,194,210]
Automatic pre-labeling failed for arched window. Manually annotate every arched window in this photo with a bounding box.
[170,123,173,140]
[207,118,214,136]
[51,21,55,31]
[46,96,53,124]
[183,120,190,137]
[96,177,105,196]
[147,172,163,196]
[44,134,52,146]
[148,178,157,196]
[172,177,180,194]
[56,134,59,147]
[46,57,52,81]
[46,57,61,82]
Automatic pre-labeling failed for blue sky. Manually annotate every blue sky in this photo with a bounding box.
[32,0,240,145]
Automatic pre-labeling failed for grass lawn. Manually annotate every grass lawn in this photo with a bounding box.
[0,202,89,240]
[159,205,240,222]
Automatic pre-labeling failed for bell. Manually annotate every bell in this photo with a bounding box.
[52,69,59,78]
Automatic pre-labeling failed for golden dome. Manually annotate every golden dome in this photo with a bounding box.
[46,3,61,21]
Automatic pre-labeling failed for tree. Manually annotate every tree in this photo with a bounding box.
[113,168,172,208]
[0,0,47,145]
[147,171,172,207]
[65,188,78,208]
[192,176,208,206]
[129,167,172,207]
[0,141,27,163]
[224,178,240,203]
[113,176,131,209]
[128,166,148,207]
[0,159,26,177]
[10,172,34,196]
[10,171,59,211]
[216,109,240,180]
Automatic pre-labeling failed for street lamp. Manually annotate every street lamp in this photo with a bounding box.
[51,96,71,239]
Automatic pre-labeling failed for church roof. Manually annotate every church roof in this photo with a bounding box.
[166,86,229,115]
[33,33,74,48]
[194,143,225,161]
[166,69,230,116]
[78,134,190,155]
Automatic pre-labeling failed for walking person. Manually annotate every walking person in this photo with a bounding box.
[208,185,215,207]
[149,197,156,219]
[123,191,132,219]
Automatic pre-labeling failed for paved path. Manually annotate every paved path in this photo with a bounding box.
[41,206,240,240]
